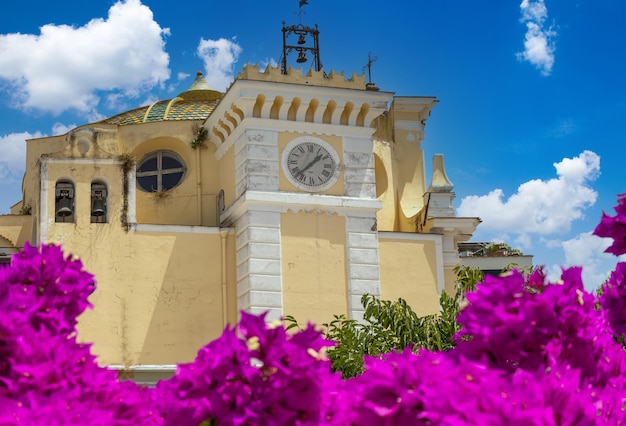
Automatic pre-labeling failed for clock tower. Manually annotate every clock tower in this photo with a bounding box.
[206,64,392,323]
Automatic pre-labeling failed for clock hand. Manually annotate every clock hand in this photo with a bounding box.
[296,154,322,177]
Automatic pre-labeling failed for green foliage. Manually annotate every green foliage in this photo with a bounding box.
[454,264,483,294]
[117,152,136,233]
[117,152,136,173]
[318,265,485,378]
[19,204,32,215]
[289,265,560,378]
[191,124,208,149]
[484,242,523,256]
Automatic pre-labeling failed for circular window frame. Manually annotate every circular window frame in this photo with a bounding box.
[136,150,187,193]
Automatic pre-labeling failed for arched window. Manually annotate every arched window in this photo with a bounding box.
[136,150,186,192]
[55,180,75,223]
[91,181,108,223]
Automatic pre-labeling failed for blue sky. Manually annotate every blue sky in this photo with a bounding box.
[0,0,624,290]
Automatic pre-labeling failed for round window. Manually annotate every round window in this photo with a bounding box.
[136,150,186,192]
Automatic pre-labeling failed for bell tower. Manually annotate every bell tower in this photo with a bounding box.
[280,1,322,73]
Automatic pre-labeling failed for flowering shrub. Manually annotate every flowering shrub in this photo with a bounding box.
[0,244,159,425]
[154,312,344,425]
[0,193,625,424]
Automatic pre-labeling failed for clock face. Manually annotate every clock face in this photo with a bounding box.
[282,137,339,191]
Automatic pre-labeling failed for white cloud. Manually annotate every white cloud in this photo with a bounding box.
[517,0,556,76]
[0,0,170,116]
[458,150,600,236]
[260,58,279,70]
[0,123,79,183]
[458,151,611,289]
[547,232,617,290]
[0,132,43,182]
[197,38,242,92]
[51,123,76,136]
[562,232,611,269]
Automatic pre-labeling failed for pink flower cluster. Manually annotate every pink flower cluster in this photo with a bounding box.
[154,312,344,425]
[0,244,159,425]
[0,193,625,425]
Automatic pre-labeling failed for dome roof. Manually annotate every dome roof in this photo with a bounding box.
[100,71,222,126]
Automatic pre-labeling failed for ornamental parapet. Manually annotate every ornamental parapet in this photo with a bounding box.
[236,64,367,90]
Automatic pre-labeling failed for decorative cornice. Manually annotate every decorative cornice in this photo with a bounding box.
[221,190,382,226]
[206,77,393,151]
[40,157,121,165]
[133,224,234,234]
[425,216,482,237]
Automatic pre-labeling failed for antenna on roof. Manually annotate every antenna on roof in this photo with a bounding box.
[280,0,322,74]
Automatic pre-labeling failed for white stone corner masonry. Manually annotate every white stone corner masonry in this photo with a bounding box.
[233,129,283,321]
[235,129,279,198]
[343,136,381,320]
[235,209,283,322]
[345,215,381,321]
[343,136,376,199]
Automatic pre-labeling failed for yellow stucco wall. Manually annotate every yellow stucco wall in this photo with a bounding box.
[280,211,347,325]
[219,145,236,210]
[44,160,236,365]
[379,236,440,316]
[73,230,231,366]
[132,136,199,226]
[23,134,70,216]
[372,99,434,233]
[277,132,344,195]
[49,227,236,366]
[374,142,398,231]
[0,215,33,249]
[444,268,458,296]
[394,127,426,232]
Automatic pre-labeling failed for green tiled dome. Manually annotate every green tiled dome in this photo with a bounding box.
[101,72,222,126]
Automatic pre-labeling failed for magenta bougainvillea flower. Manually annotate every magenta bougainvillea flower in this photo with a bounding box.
[594,193,626,256]
[0,243,95,335]
[3,193,626,424]
[0,243,161,425]
[599,262,626,337]
[156,311,342,425]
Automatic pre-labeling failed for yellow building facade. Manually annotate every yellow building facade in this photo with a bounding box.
[0,64,479,381]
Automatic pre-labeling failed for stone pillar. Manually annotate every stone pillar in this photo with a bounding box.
[345,215,381,320]
[235,210,283,321]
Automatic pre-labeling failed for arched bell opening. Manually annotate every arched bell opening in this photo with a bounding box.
[90,181,108,223]
[55,180,75,223]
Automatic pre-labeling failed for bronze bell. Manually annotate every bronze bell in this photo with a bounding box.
[296,50,307,63]
[56,197,73,217]
[297,33,306,45]
[91,198,106,216]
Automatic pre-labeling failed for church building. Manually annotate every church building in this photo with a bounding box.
[0,21,480,382]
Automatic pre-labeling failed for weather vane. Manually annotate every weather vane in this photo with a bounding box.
[297,0,308,24]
